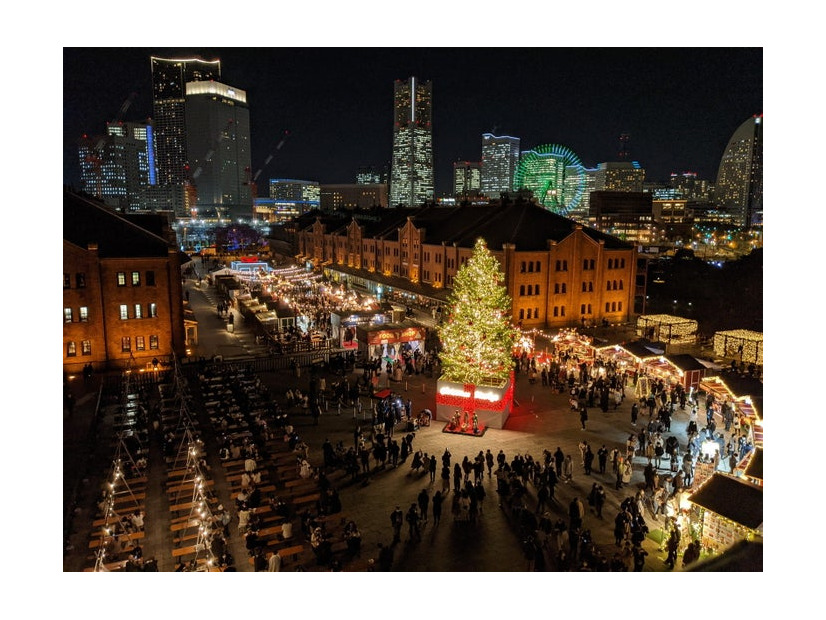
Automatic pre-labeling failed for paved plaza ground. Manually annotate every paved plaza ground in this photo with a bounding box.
[63,276,738,574]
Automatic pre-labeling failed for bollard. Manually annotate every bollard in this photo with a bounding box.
[421,383,425,394]
[405,381,408,391]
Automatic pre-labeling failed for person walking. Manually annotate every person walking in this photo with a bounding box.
[579,405,589,430]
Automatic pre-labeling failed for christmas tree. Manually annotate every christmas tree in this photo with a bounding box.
[438,238,516,385]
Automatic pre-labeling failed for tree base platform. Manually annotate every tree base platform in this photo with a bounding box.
[441,424,487,438]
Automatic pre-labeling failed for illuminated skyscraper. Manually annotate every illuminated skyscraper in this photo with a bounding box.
[185,80,252,220]
[390,77,433,207]
[481,133,520,198]
[714,115,763,226]
[150,56,221,188]
[594,161,645,193]
[78,121,156,212]
[453,161,482,198]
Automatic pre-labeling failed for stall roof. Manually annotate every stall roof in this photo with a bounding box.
[743,448,763,481]
[665,354,707,372]
[688,539,762,572]
[687,474,763,530]
[618,340,662,359]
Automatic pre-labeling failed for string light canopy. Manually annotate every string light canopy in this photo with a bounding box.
[636,314,698,343]
[438,238,517,385]
[713,329,763,365]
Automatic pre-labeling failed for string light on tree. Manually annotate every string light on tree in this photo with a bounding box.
[436,238,516,430]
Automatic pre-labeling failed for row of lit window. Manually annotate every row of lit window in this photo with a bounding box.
[117,271,156,287]
[64,273,86,289]
[64,307,89,323]
[120,303,158,320]
[518,301,625,321]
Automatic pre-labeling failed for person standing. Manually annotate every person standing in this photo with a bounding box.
[584,445,594,475]
[428,455,437,483]
[554,447,565,478]
[631,401,639,426]
[597,445,608,474]
[432,490,443,525]
[594,485,606,518]
[580,405,589,430]
[406,503,421,541]
[441,463,451,493]
[562,454,574,484]
[390,506,403,544]
[569,496,585,531]
[417,489,430,526]
[485,449,494,478]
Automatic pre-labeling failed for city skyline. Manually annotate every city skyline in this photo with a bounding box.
[63,48,762,199]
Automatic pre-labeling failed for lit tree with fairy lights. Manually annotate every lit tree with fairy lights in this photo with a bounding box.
[438,238,516,385]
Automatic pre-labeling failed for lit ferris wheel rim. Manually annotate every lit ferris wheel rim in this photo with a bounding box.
[513,143,586,216]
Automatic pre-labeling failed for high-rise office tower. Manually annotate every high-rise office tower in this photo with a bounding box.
[150,56,221,188]
[593,161,645,193]
[481,133,520,198]
[714,114,763,226]
[669,172,711,201]
[453,161,482,198]
[78,121,157,212]
[390,77,433,208]
[185,80,252,220]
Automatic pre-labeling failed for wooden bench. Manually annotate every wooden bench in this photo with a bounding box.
[290,492,321,508]
[247,544,305,566]
[169,497,218,513]
[171,544,205,558]
[83,560,128,572]
[166,479,215,494]
[170,518,200,532]
[89,530,144,549]
[111,492,146,505]
[226,470,270,484]
[231,484,276,500]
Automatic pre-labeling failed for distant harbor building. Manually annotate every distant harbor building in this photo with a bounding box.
[714,115,763,227]
[481,133,520,199]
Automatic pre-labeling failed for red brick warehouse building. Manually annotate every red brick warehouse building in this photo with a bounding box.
[292,198,639,329]
[63,190,187,373]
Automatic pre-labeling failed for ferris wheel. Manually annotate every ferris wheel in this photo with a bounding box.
[513,143,586,216]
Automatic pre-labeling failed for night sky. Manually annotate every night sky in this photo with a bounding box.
[63,47,762,198]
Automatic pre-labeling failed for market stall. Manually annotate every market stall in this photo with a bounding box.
[551,328,595,363]
[685,473,763,558]
[356,324,427,366]
[698,376,763,448]
[594,340,657,376]
[642,353,710,392]
[713,329,763,365]
[636,314,698,344]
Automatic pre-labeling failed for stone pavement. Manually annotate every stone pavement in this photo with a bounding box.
[63,276,699,572]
